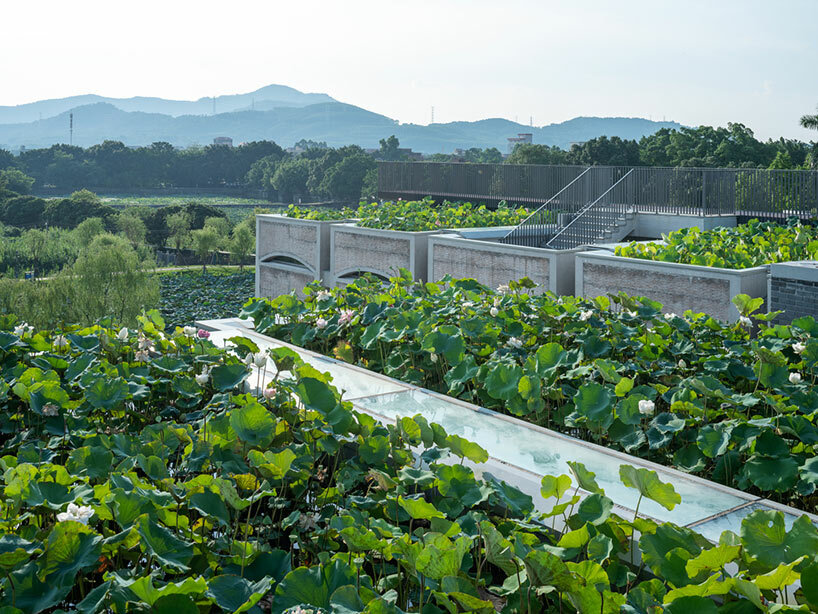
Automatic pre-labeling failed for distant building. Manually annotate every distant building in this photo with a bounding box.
[568,141,587,149]
[397,147,423,161]
[507,133,533,154]
[213,136,233,147]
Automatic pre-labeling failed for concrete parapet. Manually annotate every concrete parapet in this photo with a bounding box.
[575,251,767,322]
[257,261,319,299]
[768,261,818,324]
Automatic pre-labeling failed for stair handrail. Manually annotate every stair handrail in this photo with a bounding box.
[500,167,592,243]
[545,169,634,248]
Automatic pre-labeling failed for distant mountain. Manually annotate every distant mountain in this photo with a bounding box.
[0,84,335,124]
[0,84,681,152]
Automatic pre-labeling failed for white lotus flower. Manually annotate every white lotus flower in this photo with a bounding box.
[638,400,655,416]
[678,359,687,369]
[117,328,129,341]
[430,353,438,363]
[789,372,802,385]
[195,368,210,386]
[493,297,501,307]
[53,335,69,348]
[497,284,510,294]
[137,333,153,350]
[316,317,328,330]
[462,301,474,308]
[13,322,28,336]
[338,309,355,326]
[42,403,59,417]
[578,310,593,321]
[253,353,267,367]
[626,310,638,318]
[56,503,94,525]
[793,342,807,354]
[134,350,150,362]
[183,326,197,336]
[738,316,752,328]
[507,337,523,349]
[664,312,677,320]
[315,290,331,301]
[490,307,499,317]
[263,386,277,399]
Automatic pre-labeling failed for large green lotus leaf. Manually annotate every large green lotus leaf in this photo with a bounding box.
[586,534,614,564]
[190,490,231,526]
[741,511,818,570]
[437,464,491,508]
[685,544,741,577]
[153,594,199,614]
[397,495,444,520]
[136,454,169,481]
[29,383,70,415]
[594,359,622,384]
[567,587,626,614]
[41,522,102,585]
[444,434,488,463]
[206,575,274,613]
[662,596,718,614]
[0,331,21,351]
[0,535,40,571]
[696,426,731,458]
[540,474,572,500]
[742,455,798,492]
[672,445,707,473]
[577,493,613,526]
[444,354,479,389]
[24,481,90,509]
[529,342,567,377]
[230,402,275,447]
[801,562,818,608]
[416,535,471,580]
[753,558,803,591]
[253,448,297,480]
[359,435,390,465]
[66,446,114,480]
[639,525,703,587]
[222,550,291,583]
[1,561,72,613]
[522,549,574,591]
[567,461,604,495]
[574,382,614,424]
[272,561,356,614]
[483,472,534,516]
[210,363,251,392]
[339,525,385,552]
[619,465,681,511]
[799,456,818,487]
[116,575,208,606]
[294,377,338,413]
[150,356,188,374]
[136,515,194,572]
[483,361,523,401]
[421,326,465,363]
[479,520,517,576]
[85,376,129,410]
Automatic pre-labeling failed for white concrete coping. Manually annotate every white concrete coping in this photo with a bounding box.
[769,260,818,283]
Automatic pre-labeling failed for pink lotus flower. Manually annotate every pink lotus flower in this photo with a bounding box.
[263,386,277,399]
[338,309,355,326]
[197,329,211,339]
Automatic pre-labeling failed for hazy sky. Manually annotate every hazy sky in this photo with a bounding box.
[2,0,817,141]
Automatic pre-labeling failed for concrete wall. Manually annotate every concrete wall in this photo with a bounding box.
[331,224,440,282]
[631,213,737,239]
[428,235,581,295]
[256,214,350,274]
[576,251,767,321]
[257,262,318,299]
[768,261,818,324]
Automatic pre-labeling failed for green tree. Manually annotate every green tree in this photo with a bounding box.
[0,169,35,194]
[229,221,255,272]
[377,135,404,161]
[115,211,148,247]
[191,227,220,273]
[506,144,569,165]
[768,151,793,170]
[272,158,311,202]
[73,217,106,247]
[801,105,818,131]
[203,216,231,249]
[166,211,191,253]
[320,154,376,201]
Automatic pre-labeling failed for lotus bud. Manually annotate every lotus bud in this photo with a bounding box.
[638,400,655,416]
[738,316,752,328]
[117,328,129,341]
[793,341,807,354]
[789,372,802,385]
[253,353,267,367]
[244,352,254,366]
[490,307,499,317]
[316,317,328,330]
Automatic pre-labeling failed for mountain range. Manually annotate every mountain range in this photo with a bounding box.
[0,84,681,153]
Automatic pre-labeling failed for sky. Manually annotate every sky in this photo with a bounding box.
[1,0,817,141]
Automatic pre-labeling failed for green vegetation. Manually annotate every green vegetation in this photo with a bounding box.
[159,270,254,330]
[616,219,818,269]
[283,199,531,231]
[244,273,818,512]
[2,310,818,612]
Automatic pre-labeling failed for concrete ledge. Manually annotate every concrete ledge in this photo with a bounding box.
[769,260,818,283]
[429,235,583,295]
[632,212,737,238]
[575,250,768,321]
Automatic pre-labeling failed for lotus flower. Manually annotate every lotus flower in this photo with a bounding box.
[638,400,655,416]
[507,337,523,349]
[497,284,510,294]
[244,352,254,366]
[53,335,69,348]
[254,353,267,367]
[338,310,355,326]
[490,307,499,317]
[315,290,331,302]
[134,350,150,362]
[316,317,328,330]
[263,386,277,399]
[56,503,94,525]
[195,368,210,385]
[117,328,129,341]
[578,310,593,321]
[793,342,807,354]
[183,326,197,336]
[789,372,802,385]
[42,403,59,417]
[664,313,677,320]
[197,329,211,339]
[738,316,752,328]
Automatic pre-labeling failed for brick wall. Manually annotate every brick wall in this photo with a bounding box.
[770,277,818,324]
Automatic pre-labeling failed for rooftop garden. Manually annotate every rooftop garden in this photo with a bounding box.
[244,273,818,514]
[2,311,817,611]
[615,218,818,269]
[281,199,531,232]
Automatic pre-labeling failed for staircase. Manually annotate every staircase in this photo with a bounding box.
[502,167,637,250]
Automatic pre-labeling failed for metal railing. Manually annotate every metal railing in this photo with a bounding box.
[378,162,818,219]
[545,169,635,249]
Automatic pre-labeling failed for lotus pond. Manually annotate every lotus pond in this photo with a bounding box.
[2,311,818,612]
[243,273,818,514]
[158,270,255,331]
[615,219,818,269]
[283,199,531,232]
